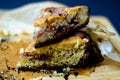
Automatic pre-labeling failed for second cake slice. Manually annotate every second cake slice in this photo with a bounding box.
[17,31,104,70]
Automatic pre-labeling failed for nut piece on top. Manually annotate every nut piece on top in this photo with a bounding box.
[34,6,89,48]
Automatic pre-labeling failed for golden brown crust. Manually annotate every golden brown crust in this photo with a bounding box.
[34,6,89,27]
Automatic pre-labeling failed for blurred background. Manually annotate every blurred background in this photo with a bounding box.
[0,0,120,34]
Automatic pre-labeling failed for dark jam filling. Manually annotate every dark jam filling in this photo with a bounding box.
[45,7,67,16]
[34,18,81,48]
[22,53,51,61]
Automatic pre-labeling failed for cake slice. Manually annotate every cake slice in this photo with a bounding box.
[34,6,89,47]
[17,31,104,70]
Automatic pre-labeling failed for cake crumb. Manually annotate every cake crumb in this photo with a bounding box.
[19,48,24,54]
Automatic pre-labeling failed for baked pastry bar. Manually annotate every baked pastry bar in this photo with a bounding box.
[34,6,89,47]
[17,31,104,70]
